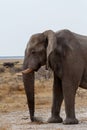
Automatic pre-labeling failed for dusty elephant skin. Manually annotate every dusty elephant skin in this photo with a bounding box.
[22,29,87,124]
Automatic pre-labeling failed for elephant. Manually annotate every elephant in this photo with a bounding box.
[22,29,87,124]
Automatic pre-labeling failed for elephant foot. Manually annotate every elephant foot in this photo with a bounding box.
[48,116,63,123]
[31,116,43,123]
[63,118,79,125]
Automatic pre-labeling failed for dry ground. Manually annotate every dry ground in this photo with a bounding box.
[0,59,87,130]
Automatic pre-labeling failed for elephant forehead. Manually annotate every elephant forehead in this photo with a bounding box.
[26,33,45,52]
[26,40,38,51]
[26,41,45,52]
[30,33,45,43]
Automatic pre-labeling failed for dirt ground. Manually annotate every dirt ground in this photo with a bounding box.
[0,59,87,130]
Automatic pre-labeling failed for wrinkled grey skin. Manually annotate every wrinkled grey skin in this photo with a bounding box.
[23,29,87,124]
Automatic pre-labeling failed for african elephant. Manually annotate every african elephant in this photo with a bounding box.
[22,29,87,124]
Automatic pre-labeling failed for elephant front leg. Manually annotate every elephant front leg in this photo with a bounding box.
[62,79,78,124]
[48,73,63,123]
[23,73,42,122]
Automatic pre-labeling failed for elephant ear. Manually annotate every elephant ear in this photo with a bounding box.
[43,30,57,69]
[43,30,57,58]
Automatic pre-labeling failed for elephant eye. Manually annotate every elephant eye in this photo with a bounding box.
[31,50,36,54]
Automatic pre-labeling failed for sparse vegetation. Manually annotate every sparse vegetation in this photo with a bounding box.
[0,59,87,129]
[0,124,11,130]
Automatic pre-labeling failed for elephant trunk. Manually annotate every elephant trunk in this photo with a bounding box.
[23,72,35,121]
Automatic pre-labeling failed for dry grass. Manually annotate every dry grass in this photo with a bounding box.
[0,125,11,130]
[0,59,53,113]
[0,59,87,114]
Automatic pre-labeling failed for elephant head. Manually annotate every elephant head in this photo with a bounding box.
[22,30,57,121]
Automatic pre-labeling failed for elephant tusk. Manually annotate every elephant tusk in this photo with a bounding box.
[22,68,33,74]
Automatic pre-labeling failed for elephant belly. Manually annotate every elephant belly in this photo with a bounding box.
[80,81,87,89]
[80,70,87,89]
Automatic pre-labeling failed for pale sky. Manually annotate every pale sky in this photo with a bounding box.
[0,0,87,56]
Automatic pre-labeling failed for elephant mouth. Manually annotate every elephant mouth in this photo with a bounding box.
[22,67,40,74]
[22,63,41,74]
[22,68,33,74]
